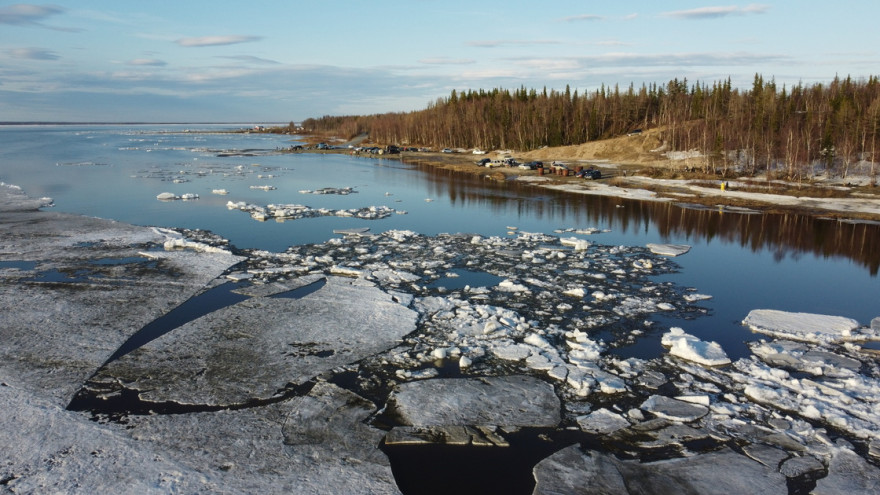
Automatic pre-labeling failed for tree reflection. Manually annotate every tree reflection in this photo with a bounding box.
[414,163,880,275]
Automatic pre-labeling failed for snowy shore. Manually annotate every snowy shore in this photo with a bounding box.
[2,182,880,494]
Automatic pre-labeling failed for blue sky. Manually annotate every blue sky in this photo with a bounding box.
[1,1,878,123]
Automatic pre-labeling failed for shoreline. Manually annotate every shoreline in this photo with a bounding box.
[300,146,880,223]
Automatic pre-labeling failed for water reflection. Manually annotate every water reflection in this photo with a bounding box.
[409,161,880,275]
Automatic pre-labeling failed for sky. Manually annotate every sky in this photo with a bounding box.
[1,1,879,123]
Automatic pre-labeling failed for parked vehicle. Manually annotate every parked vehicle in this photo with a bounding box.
[477,158,491,166]
[576,167,601,179]
[518,161,542,170]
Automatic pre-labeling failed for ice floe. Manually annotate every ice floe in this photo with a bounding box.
[226,200,403,222]
[386,375,559,427]
[646,243,691,256]
[743,309,875,344]
[662,327,731,366]
[156,192,199,201]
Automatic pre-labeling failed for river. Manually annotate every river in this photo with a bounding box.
[1,123,878,363]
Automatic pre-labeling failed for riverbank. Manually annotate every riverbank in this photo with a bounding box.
[295,129,880,222]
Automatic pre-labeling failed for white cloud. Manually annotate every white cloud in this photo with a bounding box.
[662,4,770,19]
[561,14,603,22]
[128,58,166,66]
[7,47,59,60]
[0,4,63,25]
[219,55,280,65]
[176,35,262,47]
[419,57,476,65]
[468,39,561,48]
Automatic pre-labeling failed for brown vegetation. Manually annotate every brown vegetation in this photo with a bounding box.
[285,75,880,183]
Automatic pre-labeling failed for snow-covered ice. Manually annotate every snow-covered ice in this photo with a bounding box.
[646,243,691,256]
[743,309,874,343]
[662,327,731,366]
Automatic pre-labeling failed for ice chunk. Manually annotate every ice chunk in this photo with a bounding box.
[385,375,560,427]
[577,408,630,434]
[646,243,691,256]
[640,395,709,422]
[743,309,864,344]
[813,447,880,494]
[87,276,418,407]
[492,343,533,361]
[661,327,731,366]
[156,192,177,200]
[532,446,786,494]
[560,237,590,251]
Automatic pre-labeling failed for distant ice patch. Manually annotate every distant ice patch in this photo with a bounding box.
[646,243,691,256]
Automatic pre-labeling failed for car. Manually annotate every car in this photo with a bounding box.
[441,148,453,153]
[473,149,487,154]
[577,168,601,179]
[518,161,543,170]
[476,158,491,166]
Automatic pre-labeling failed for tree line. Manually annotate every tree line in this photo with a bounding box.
[294,75,880,180]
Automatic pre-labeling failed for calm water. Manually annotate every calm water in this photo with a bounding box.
[2,124,879,360]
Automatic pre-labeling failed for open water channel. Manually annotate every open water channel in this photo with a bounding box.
[2,124,879,492]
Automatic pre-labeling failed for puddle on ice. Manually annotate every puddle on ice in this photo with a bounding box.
[0,260,38,270]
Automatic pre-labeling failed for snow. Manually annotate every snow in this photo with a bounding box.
[743,309,870,344]
[662,327,732,366]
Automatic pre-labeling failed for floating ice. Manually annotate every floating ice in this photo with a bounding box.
[385,375,560,427]
[85,277,418,407]
[299,187,355,195]
[560,237,591,251]
[577,408,630,434]
[743,309,869,344]
[646,243,691,256]
[662,327,731,366]
[156,192,198,201]
[226,200,402,222]
[533,446,786,494]
[640,394,709,422]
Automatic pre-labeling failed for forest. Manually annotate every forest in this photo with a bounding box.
[294,75,880,181]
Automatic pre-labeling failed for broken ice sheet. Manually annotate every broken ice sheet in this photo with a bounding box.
[532,445,787,494]
[83,276,417,408]
[384,375,560,428]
